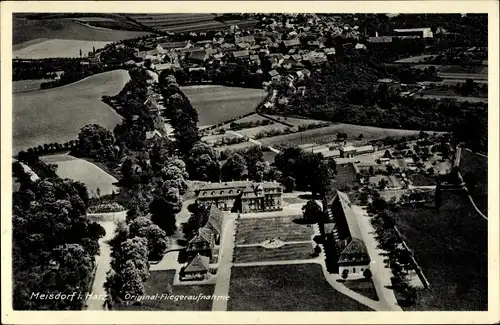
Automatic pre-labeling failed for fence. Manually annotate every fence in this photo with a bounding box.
[393,226,431,289]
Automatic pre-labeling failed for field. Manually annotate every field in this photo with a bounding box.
[393,191,487,311]
[115,270,214,311]
[419,94,488,103]
[13,70,127,153]
[264,114,331,127]
[235,216,314,245]
[228,264,373,311]
[13,17,151,59]
[236,124,286,138]
[39,154,119,197]
[234,243,315,263]
[393,54,437,64]
[13,17,150,45]
[14,39,114,59]
[13,79,53,93]
[181,85,266,126]
[257,124,425,148]
[127,14,258,33]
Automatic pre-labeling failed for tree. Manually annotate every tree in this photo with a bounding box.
[378,178,389,190]
[342,269,349,279]
[129,217,168,260]
[282,176,296,192]
[302,199,326,235]
[221,153,248,181]
[363,268,373,280]
[383,150,392,159]
[149,187,181,235]
[74,124,117,162]
[369,166,375,176]
[12,178,104,310]
[186,142,220,182]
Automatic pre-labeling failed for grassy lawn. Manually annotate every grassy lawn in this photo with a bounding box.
[393,191,487,311]
[181,85,266,126]
[115,270,214,311]
[257,123,424,148]
[234,243,315,263]
[13,70,127,154]
[343,279,379,301]
[228,264,374,311]
[236,216,314,245]
[39,154,119,197]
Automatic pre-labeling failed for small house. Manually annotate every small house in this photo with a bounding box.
[268,70,281,82]
[179,254,210,281]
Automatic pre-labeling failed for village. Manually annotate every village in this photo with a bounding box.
[11,12,489,314]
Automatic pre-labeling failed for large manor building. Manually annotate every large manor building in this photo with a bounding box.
[195,181,283,213]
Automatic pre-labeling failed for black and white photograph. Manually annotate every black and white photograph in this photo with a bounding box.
[2,1,498,324]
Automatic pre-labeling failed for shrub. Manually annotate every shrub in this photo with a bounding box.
[363,268,373,280]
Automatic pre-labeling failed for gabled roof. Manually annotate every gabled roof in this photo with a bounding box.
[341,237,368,255]
[206,205,223,234]
[269,70,280,77]
[282,38,301,47]
[232,50,250,58]
[158,41,188,49]
[198,226,214,243]
[328,190,362,240]
[188,49,208,62]
[235,35,255,43]
[184,254,210,273]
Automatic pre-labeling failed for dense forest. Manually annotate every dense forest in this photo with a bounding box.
[12,170,105,310]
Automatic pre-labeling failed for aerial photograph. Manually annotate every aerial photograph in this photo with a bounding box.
[11,12,488,313]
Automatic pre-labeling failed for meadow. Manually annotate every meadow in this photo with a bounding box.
[39,154,119,197]
[257,123,425,148]
[13,79,52,93]
[13,17,151,59]
[13,70,128,153]
[181,85,266,126]
[393,191,487,311]
[228,264,373,311]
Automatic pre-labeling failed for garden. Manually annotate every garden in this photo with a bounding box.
[235,215,314,245]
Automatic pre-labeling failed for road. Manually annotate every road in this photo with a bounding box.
[85,211,126,310]
[351,205,403,311]
[13,159,40,182]
[211,214,237,311]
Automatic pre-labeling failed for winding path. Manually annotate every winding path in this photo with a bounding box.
[85,211,126,310]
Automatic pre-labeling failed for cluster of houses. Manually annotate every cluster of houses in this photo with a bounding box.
[110,13,379,91]
[179,181,283,281]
